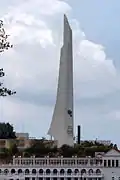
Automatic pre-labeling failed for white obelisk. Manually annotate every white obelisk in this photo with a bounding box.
[48,14,74,148]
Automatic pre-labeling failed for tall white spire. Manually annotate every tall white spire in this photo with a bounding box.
[48,14,74,147]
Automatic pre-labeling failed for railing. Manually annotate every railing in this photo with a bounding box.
[0,172,104,177]
[11,157,103,167]
[0,163,103,168]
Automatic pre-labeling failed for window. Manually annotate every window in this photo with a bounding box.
[25,169,30,174]
[104,160,107,167]
[112,160,114,167]
[32,169,36,174]
[88,169,93,174]
[96,169,101,174]
[81,169,86,174]
[112,177,114,180]
[39,169,43,174]
[74,169,79,174]
[25,178,30,180]
[53,169,57,174]
[18,169,22,174]
[60,169,65,174]
[108,160,111,167]
[67,169,72,174]
[116,160,119,167]
[11,169,15,174]
[46,169,50,174]
[4,169,9,174]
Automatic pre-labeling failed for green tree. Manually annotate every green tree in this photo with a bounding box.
[59,144,76,157]
[0,148,9,159]
[113,144,118,150]
[0,122,16,139]
[80,141,94,147]
[25,139,58,157]
[8,142,18,156]
[0,20,16,96]
[25,139,47,157]
[110,143,113,148]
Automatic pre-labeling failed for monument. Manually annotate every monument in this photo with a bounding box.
[48,15,74,147]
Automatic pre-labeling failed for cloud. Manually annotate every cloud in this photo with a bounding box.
[0,97,52,138]
[3,11,54,47]
[0,0,120,142]
[74,39,120,98]
[2,0,119,98]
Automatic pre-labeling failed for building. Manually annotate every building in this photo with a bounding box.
[15,133,31,150]
[80,140,111,146]
[0,149,120,180]
[16,133,29,139]
[48,14,74,148]
[0,133,31,150]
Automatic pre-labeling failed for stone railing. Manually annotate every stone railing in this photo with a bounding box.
[0,172,104,177]
[11,157,103,167]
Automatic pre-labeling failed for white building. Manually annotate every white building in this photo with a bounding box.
[0,149,120,180]
[16,133,29,139]
[48,14,74,148]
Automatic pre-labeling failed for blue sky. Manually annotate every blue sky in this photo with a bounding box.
[0,0,120,146]
[70,0,120,67]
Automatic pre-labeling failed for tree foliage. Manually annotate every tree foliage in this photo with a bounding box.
[24,139,58,157]
[0,122,16,139]
[0,138,118,161]
[23,140,117,158]
[9,141,18,156]
[0,20,16,96]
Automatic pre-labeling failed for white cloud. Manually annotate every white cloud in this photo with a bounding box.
[0,97,52,137]
[3,13,54,47]
[78,40,116,77]
[0,0,120,141]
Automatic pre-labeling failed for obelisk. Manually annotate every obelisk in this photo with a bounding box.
[48,14,74,147]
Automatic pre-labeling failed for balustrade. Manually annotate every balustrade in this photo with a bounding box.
[0,172,104,178]
[12,158,103,167]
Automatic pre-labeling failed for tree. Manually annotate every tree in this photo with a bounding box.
[113,144,118,150]
[24,139,47,157]
[80,141,94,147]
[0,148,9,159]
[0,122,16,139]
[8,142,18,156]
[59,144,76,157]
[0,20,16,96]
[25,139,58,157]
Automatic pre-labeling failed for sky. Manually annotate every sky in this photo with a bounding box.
[0,0,120,145]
